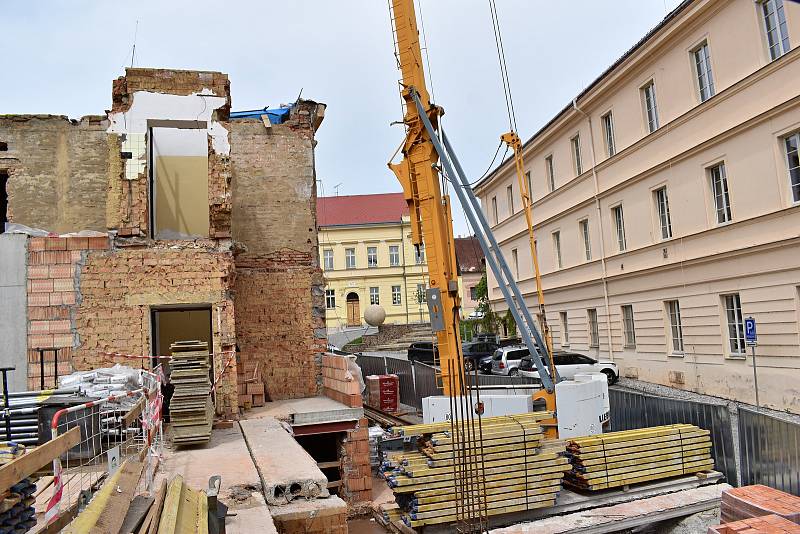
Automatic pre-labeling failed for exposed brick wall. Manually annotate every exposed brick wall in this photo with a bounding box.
[0,115,110,233]
[339,418,373,504]
[112,68,231,119]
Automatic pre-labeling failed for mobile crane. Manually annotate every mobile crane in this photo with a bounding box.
[387,0,560,419]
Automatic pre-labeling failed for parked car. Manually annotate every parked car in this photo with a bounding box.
[406,341,499,371]
[462,341,499,372]
[518,351,619,384]
[490,345,534,376]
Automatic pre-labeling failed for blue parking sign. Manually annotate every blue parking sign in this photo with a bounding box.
[745,317,757,344]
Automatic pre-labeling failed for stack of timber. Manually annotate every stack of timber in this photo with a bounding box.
[564,424,714,491]
[720,485,800,524]
[381,412,569,528]
[708,514,800,533]
[0,443,36,534]
[169,341,213,446]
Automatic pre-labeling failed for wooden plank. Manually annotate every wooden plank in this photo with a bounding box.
[143,478,168,534]
[123,397,146,427]
[88,460,145,534]
[119,495,154,534]
[156,475,184,534]
[63,460,128,533]
[0,426,80,494]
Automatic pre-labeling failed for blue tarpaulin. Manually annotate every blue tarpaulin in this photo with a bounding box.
[229,107,291,124]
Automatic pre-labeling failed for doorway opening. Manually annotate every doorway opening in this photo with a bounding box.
[346,292,360,327]
[151,305,212,419]
[1,172,8,231]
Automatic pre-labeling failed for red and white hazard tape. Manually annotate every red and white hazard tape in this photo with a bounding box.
[99,349,235,361]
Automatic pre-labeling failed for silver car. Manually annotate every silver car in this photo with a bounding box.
[490,345,532,377]
[519,351,619,384]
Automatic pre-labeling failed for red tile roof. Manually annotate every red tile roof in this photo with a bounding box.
[317,193,409,227]
[454,236,484,273]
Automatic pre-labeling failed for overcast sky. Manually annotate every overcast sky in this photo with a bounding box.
[3,0,682,235]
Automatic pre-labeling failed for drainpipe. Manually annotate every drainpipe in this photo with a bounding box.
[573,98,615,362]
[401,220,410,325]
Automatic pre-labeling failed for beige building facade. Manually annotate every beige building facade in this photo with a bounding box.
[474,0,800,413]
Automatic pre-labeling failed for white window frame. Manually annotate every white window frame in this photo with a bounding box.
[602,111,616,157]
[323,248,334,270]
[761,0,791,61]
[525,170,533,200]
[579,219,591,261]
[389,245,400,266]
[654,186,673,240]
[709,163,732,224]
[571,133,583,176]
[507,184,514,216]
[784,131,800,203]
[587,308,599,348]
[560,311,570,346]
[622,305,636,348]
[369,286,380,305]
[666,300,684,355]
[325,289,336,310]
[612,204,627,252]
[345,248,356,269]
[512,248,519,279]
[692,41,715,102]
[723,293,746,357]
[491,196,498,225]
[642,80,659,133]
[392,285,402,305]
[552,231,562,269]
[416,283,427,303]
[545,155,555,192]
[415,244,426,264]
[367,246,378,268]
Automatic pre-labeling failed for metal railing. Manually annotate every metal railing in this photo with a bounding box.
[739,406,800,495]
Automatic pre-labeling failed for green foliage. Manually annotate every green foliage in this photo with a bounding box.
[503,310,517,337]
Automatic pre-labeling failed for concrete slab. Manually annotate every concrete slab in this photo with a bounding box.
[0,234,28,392]
[239,416,330,505]
[490,483,730,534]
[157,425,278,534]
[248,395,363,426]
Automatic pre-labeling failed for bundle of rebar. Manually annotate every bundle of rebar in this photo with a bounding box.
[168,341,213,446]
[564,424,714,491]
[381,414,569,528]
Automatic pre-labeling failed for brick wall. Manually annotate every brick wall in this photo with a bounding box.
[230,102,327,401]
[0,115,110,234]
[339,418,373,504]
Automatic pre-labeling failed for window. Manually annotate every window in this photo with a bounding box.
[602,112,616,157]
[666,300,684,354]
[416,283,427,303]
[525,171,533,198]
[560,311,569,346]
[709,163,732,224]
[469,286,478,300]
[392,285,402,305]
[579,219,591,261]
[370,286,380,305]
[491,196,498,224]
[325,289,336,309]
[367,246,378,268]
[415,244,426,264]
[545,155,555,192]
[571,134,583,176]
[612,205,627,251]
[323,249,334,270]
[511,248,519,279]
[587,309,599,348]
[724,293,745,356]
[507,184,514,216]
[761,0,791,61]
[654,187,673,239]
[784,132,800,203]
[345,248,356,269]
[642,81,659,133]
[389,245,400,266]
[621,305,636,347]
[693,42,715,102]
[552,231,562,269]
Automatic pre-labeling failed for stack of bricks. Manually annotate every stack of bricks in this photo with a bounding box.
[26,235,109,389]
[708,514,800,533]
[321,353,362,408]
[720,485,800,524]
[236,359,265,410]
[339,417,372,504]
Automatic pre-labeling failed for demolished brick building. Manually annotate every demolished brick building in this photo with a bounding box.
[0,68,328,416]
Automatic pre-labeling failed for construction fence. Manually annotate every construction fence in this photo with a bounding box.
[739,406,800,496]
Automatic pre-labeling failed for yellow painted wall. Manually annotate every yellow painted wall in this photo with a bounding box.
[154,155,209,238]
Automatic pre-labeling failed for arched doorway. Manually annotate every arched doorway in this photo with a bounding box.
[346,292,360,327]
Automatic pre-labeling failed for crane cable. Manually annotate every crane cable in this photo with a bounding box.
[488,0,518,133]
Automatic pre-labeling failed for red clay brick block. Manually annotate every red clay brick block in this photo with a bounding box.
[28,293,50,307]
[87,236,109,250]
[49,264,74,278]
[28,238,47,252]
[45,237,67,251]
[67,237,89,250]
[29,279,54,293]
[28,265,49,279]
